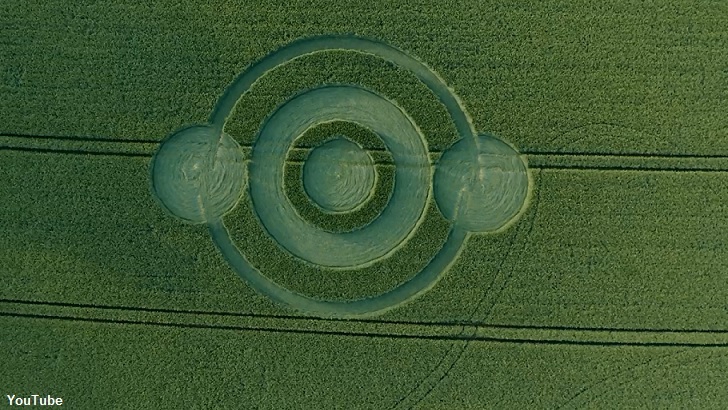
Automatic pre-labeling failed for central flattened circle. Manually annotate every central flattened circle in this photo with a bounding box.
[249,85,430,268]
[302,137,376,213]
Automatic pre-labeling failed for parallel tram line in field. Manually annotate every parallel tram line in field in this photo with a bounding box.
[4,132,728,172]
[2,298,728,347]
[526,152,728,173]
[3,132,728,346]
[0,132,157,157]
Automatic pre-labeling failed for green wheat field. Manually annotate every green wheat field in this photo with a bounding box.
[2,1,728,408]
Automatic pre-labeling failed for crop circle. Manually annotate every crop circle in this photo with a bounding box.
[302,137,376,213]
[204,36,478,316]
[248,85,430,268]
[150,35,532,317]
[285,121,393,234]
[434,134,529,232]
[151,125,246,224]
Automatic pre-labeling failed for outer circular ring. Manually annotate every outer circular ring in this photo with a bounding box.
[208,35,476,141]
[207,35,474,316]
[209,219,467,317]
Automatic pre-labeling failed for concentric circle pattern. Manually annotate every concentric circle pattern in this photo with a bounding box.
[303,137,376,213]
[286,120,393,235]
[249,85,429,268]
[150,35,532,317]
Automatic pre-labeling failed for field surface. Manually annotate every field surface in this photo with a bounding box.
[2,1,728,408]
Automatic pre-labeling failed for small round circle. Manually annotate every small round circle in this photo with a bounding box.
[303,137,375,213]
[151,125,247,224]
[434,134,529,232]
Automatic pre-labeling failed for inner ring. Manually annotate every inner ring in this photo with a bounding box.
[249,85,430,268]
